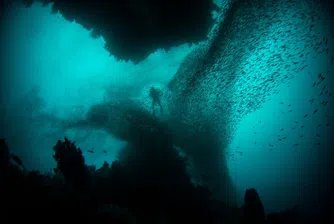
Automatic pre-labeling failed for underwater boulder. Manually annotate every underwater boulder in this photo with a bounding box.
[241,188,265,224]
[20,0,216,63]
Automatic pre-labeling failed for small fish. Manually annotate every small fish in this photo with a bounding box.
[280,128,284,131]
[319,91,323,96]
[283,137,287,139]
[289,110,292,112]
[323,85,326,90]
[301,125,305,128]
[103,150,107,154]
[304,114,308,118]
[87,150,94,154]
[318,73,324,80]
[309,99,314,104]
[312,82,316,87]
[300,135,303,138]
[292,127,295,130]
[280,102,284,104]
[313,109,318,115]
[279,139,282,141]
[317,124,322,127]
[316,142,320,145]
[269,144,274,147]
[316,133,321,138]
[288,104,291,107]
[253,132,256,134]
[294,144,299,147]
[295,121,299,123]
[281,111,284,114]
[326,123,331,127]
[324,101,328,106]
[11,154,26,170]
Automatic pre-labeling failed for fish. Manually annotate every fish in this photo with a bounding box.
[294,144,299,147]
[10,154,26,170]
[280,128,284,131]
[318,73,324,80]
[289,110,292,112]
[300,135,303,138]
[53,168,60,174]
[87,150,94,154]
[103,150,107,154]
[309,99,314,104]
[269,144,274,147]
[304,114,308,118]
[316,142,320,145]
[313,109,318,114]
[316,133,321,138]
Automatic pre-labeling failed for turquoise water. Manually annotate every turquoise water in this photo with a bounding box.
[1,1,333,217]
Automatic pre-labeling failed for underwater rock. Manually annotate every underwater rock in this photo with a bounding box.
[97,204,136,223]
[266,206,299,224]
[241,188,265,224]
[63,99,171,144]
[19,0,216,63]
[52,137,90,189]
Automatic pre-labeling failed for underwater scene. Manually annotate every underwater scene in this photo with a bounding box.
[1,0,333,223]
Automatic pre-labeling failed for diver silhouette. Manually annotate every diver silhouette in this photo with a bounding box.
[149,87,163,115]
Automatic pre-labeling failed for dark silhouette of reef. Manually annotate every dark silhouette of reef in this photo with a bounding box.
[1,136,311,223]
[17,0,217,63]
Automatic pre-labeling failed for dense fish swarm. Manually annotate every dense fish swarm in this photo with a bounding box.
[167,0,333,200]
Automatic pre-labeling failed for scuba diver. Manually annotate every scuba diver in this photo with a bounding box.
[149,87,163,115]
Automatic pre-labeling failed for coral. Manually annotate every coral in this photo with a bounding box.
[52,137,90,189]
